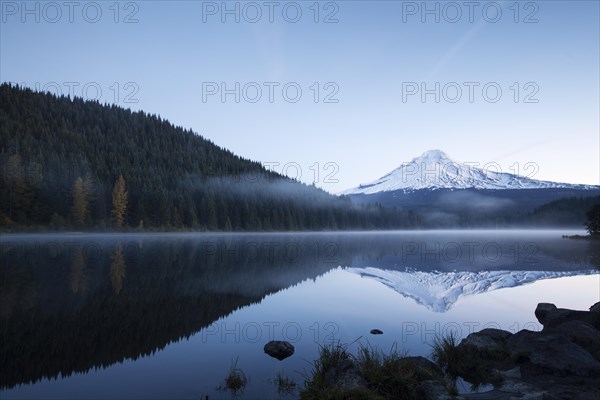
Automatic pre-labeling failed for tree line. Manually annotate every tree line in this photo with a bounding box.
[0,84,421,231]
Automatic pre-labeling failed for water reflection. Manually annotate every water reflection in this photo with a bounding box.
[347,267,597,312]
[110,244,126,295]
[0,234,344,390]
[69,247,88,295]
[0,231,597,395]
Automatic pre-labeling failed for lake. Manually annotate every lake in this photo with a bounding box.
[1,230,598,399]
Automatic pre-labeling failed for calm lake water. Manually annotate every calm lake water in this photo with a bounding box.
[1,230,599,399]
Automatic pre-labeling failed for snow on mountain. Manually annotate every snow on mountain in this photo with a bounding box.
[342,150,598,195]
[347,267,598,313]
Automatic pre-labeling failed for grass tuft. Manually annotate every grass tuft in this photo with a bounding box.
[357,343,424,399]
[217,357,248,397]
[300,341,354,399]
[269,371,298,398]
[301,340,445,400]
[431,332,507,389]
[431,332,461,376]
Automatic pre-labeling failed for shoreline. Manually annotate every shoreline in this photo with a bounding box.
[297,302,600,399]
[0,227,590,237]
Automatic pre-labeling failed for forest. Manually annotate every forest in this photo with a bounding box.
[0,84,421,231]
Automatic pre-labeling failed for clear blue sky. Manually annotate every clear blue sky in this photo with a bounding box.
[1,0,598,192]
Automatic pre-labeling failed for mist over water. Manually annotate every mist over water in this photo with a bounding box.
[1,230,598,399]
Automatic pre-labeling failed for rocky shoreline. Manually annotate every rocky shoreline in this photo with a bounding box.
[309,302,600,400]
[446,302,600,400]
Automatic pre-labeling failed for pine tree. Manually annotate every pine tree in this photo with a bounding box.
[206,198,217,230]
[224,216,233,231]
[1,154,33,223]
[112,175,128,228]
[586,204,600,236]
[71,177,88,226]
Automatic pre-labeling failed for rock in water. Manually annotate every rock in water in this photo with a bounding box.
[370,329,383,335]
[264,341,294,361]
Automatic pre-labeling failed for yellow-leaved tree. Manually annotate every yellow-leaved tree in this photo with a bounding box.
[71,177,88,226]
[111,175,128,228]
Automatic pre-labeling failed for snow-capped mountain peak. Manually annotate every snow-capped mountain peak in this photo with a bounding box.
[341,150,597,195]
[411,149,454,164]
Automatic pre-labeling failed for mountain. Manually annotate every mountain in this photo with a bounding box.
[341,150,600,227]
[347,267,598,312]
[0,84,419,231]
[342,149,598,195]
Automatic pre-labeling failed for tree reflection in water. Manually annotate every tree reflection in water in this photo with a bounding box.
[110,243,126,295]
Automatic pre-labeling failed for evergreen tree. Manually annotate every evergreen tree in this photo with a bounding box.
[0,154,33,224]
[112,175,128,228]
[206,198,217,230]
[586,204,600,236]
[224,216,233,231]
[71,177,88,226]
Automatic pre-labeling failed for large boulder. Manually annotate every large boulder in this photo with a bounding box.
[507,330,600,377]
[263,340,294,361]
[534,303,557,325]
[547,320,600,361]
[401,356,444,380]
[458,328,512,355]
[534,303,600,330]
